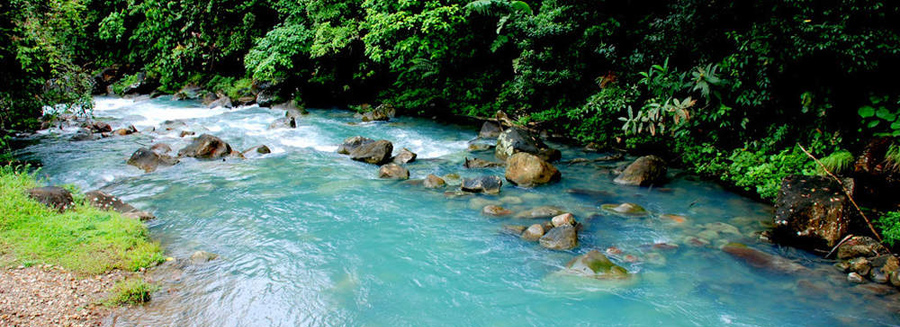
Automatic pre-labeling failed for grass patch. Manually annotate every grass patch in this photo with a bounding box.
[106,278,158,305]
[0,165,164,274]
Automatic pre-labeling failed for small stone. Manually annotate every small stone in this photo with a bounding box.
[378,164,410,179]
[551,213,576,227]
[848,272,866,284]
[539,225,577,250]
[501,225,527,235]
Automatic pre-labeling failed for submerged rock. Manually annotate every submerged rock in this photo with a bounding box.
[378,163,410,179]
[601,203,648,216]
[565,250,629,279]
[350,140,393,165]
[178,134,234,159]
[460,176,502,194]
[27,186,74,213]
[424,174,446,188]
[514,206,566,219]
[127,147,179,172]
[70,128,97,141]
[482,205,513,217]
[505,152,561,187]
[190,251,218,264]
[269,117,296,129]
[614,155,667,186]
[539,225,578,250]
[721,242,806,274]
[772,175,853,251]
[337,136,374,155]
[495,128,561,162]
[464,157,504,169]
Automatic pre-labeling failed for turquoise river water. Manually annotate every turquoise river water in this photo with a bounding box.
[15,97,900,326]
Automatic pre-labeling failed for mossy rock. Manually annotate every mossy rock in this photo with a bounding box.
[600,203,648,216]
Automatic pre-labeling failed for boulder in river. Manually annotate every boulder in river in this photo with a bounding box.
[269,117,296,129]
[274,100,308,118]
[721,242,806,274]
[505,152,561,187]
[27,186,74,212]
[177,134,234,159]
[539,225,578,250]
[565,250,629,280]
[242,145,272,157]
[358,104,395,122]
[378,163,410,179]
[90,121,113,133]
[150,143,173,155]
[424,174,446,188]
[464,157,504,169]
[207,96,233,109]
[112,125,138,136]
[551,213,576,227]
[613,155,667,186]
[190,251,218,264]
[392,148,417,164]
[337,136,374,155]
[460,176,502,194]
[127,147,179,172]
[521,224,545,241]
[70,128,98,141]
[771,175,853,251]
[495,127,561,162]
[350,140,393,165]
[478,121,501,138]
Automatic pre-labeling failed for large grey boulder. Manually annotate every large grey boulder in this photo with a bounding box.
[614,155,667,186]
[84,190,155,221]
[495,128,560,162]
[350,140,393,165]
[337,136,374,155]
[127,147,179,172]
[177,134,234,159]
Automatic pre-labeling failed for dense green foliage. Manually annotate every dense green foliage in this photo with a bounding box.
[0,166,164,274]
[3,1,900,234]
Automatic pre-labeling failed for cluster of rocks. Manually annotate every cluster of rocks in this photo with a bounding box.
[127,132,271,173]
[66,121,138,141]
[834,236,899,285]
[352,104,396,122]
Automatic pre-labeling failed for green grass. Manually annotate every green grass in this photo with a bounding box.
[0,165,164,274]
[818,149,854,174]
[105,278,159,305]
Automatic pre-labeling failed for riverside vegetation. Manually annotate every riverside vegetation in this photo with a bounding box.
[4,0,900,296]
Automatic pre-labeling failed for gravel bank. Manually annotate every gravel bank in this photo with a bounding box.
[0,265,129,327]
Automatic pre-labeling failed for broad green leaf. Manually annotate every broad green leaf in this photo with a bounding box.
[868,120,881,128]
[858,106,875,118]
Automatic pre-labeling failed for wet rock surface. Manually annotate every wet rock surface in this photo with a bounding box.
[495,128,560,162]
[177,134,234,159]
[772,175,854,251]
[128,147,179,172]
[350,140,394,165]
[613,155,667,186]
[504,152,561,187]
[460,176,502,194]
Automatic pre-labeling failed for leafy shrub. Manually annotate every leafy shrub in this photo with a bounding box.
[107,278,158,305]
[877,211,900,247]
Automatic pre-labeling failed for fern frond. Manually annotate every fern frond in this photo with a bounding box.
[819,149,854,175]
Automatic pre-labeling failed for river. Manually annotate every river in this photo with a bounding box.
[14,96,900,326]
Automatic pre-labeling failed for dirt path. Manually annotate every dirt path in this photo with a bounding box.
[0,265,128,327]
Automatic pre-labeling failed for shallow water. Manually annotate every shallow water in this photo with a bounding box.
[16,97,900,326]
